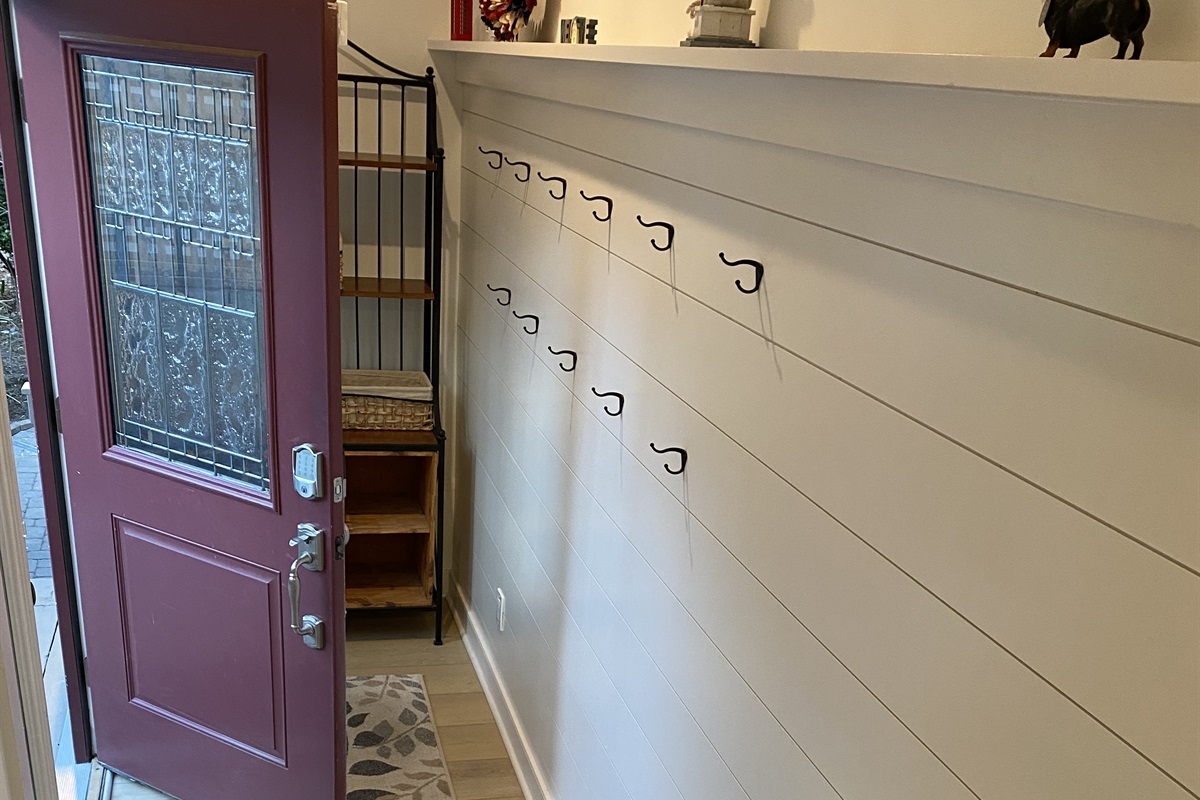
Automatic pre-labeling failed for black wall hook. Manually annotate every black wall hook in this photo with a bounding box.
[650,443,688,475]
[513,312,539,335]
[579,191,613,222]
[537,171,567,200]
[590,388,625,417]
[636,215,675,252]
[504,157,531,182]
[547,346,577,372]
[486,284,511,306]
[478,147,502,170]
[718,252,765,294]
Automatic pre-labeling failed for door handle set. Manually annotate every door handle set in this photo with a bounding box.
[288,524,325,650]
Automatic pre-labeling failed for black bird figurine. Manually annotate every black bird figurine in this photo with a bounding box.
[1039,0,1151,59]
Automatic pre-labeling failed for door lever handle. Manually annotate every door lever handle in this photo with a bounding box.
[288,525,325,650]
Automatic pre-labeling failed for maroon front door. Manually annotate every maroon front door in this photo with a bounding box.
[12,2,345,798]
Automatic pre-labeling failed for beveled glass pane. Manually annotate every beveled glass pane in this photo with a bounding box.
[80,54,269,492]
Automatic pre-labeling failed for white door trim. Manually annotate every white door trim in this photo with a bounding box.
[0,348,57,799]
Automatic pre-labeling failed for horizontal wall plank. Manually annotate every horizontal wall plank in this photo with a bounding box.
[458,145,1200,568]
[459,294,853,799]
[460,166,1199,792]
[459,308,965,799]
[466,90,1200,344]
[465,117,1200,570]
[466,434,756,800]
[462,493,649,800]
[456,61,1200,226]
[448,60,1200,800]
[456,255,1190,796]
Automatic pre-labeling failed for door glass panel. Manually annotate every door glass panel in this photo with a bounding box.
[78,55,270,492]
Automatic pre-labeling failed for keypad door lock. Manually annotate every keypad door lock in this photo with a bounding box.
[292,444,324,500]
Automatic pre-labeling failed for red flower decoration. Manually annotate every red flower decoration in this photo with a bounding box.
[479,0,538,41]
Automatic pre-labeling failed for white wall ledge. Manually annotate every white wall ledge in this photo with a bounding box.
[429,40,1200,105]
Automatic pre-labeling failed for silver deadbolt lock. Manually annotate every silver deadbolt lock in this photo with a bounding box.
[292,444,324,500]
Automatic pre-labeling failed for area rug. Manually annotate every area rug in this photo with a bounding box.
[346,674,456,800]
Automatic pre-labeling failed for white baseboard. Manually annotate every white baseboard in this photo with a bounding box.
[447,577,550,800]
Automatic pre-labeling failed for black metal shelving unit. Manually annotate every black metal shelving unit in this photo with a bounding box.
[339,42,446,644]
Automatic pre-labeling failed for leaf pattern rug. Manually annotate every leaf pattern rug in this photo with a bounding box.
[346,674,456,800]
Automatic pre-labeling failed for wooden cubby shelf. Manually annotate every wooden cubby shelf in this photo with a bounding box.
[345,568,431,609]
[343,428,438,449]
[346,504,431,536]
[344,534,434,608]
[342,448,437,608]
[340,276,435,300]
[338,151,436,171]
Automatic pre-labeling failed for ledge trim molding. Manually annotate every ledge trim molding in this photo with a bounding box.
[429,40,1200,106]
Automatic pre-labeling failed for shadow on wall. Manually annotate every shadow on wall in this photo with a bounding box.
[450,395,475,613]
[758,0,814,50]
[529,0,563,43]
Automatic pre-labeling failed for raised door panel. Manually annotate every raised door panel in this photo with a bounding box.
[115,518,284,761]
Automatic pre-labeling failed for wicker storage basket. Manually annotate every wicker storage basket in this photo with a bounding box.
[342,370,433,431]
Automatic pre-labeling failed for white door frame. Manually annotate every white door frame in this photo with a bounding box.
[0,2,90,791]
[0,358,58,798]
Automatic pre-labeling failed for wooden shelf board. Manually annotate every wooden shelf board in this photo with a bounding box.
[346,570,431,609]
[344,429,438,449]
[339,151,435,171]
[345,448,435,458]
[427,40,1200,106]
[341,276,434,299]
[347,508,431,536]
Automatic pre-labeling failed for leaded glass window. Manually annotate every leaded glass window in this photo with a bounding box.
[79,55,270,491]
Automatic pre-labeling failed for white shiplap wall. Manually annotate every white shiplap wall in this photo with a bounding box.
[441,50,1200,800]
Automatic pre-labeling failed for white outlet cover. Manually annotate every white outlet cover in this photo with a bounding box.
[496,588,506,632]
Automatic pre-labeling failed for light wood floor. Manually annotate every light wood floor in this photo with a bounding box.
[346,612,524,800]
[95,612,523,800]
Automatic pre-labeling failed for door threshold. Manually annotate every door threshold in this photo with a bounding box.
[88,764,177,800]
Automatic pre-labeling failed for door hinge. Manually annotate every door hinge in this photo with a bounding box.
[16,77,26,122]
[333,476,346,503]
[53,396,61,434]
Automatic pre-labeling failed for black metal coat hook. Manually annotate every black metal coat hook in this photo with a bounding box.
[579,191,613,222]
[537,171,567,200]
[513,312,539,334]
[590,388,625,417]
[478,147,502,170]
[718,252,765,294]
[504,157,531,182]
[547,346,577,372]
[486,284,511,306]
[636,215,675,252]
[650,443,688,475]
